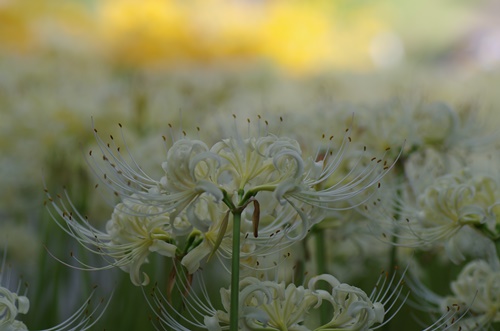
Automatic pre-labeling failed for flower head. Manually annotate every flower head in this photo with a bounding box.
[442,260,500,329]
[87,117,395,237]
[0,286,29,331]
[206,268,407,331]
[44,188,180,286]
[408,259,500,331]
[369,168,500,265]
[46,116,397,289]
[0,249,111,331]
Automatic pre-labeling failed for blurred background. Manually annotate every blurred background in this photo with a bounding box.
[2,0,500,73]
[1,0,500,329]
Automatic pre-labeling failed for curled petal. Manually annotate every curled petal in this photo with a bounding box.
[274,179,300,205]
[149,239,177,257]
[194,180,223,202]
[181,240,211,274]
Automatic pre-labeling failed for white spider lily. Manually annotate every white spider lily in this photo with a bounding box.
[105,197,179,285]
[0,251,111,331]
[84,119,395,241]
[44,174,306,283]
[159,139,223,227]
[368,169,500,265]
[0,252,29,330]
[309,269,408,331]
[356,100,495,159]
[45,190,178,286]
[211,135,304,194]
[215,277,316,331]
[45,118,397,280]
[416,170,499,238]
[0,287,29,330]
[208,269,407,331]
[406,260,499,331]
[88,124,223,233]
[441,260,500,330]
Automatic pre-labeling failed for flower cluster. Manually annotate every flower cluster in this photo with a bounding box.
[210,272,404,331]
[354,100,500,330]
[368,168,500,267]
[45,117,394,288]
[147,264,408,331]
[41,98,500,330]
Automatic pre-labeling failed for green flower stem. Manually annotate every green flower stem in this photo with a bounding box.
[313,227,330,325]
[230,211,242,330]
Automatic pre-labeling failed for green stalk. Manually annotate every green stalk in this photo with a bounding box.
[230,211,242,330]
[314,227,330,325]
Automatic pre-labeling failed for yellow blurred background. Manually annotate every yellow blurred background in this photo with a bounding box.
[2,0,498,74]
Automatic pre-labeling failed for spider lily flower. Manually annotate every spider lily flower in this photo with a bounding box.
[441,260,500,330]
[214,276,316,331]
[46,117,397,287]
[0,281,29,331]
[105,197,179,285]
[88,124,223,230]
[0,284,30,331]
[48,117,400,330]
[45,190,179,286]
[356,100,495,160]
[86,118,395,237]
[208,268,408,331]
[45,185,282,282]
[0,251,111,331]
[368,169,500,265]
[407,260,499,331]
